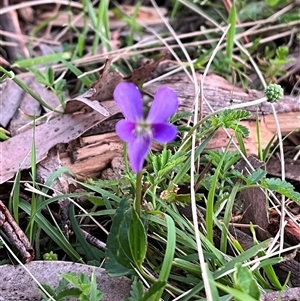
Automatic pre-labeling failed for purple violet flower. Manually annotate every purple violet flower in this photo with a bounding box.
[114,82,179,173]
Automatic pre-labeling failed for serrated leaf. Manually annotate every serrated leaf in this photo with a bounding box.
[205,150,222,164]
[233,124,250,137]
[171,111,193,123]
[263,178,290,190]
[221,109,251,123]
[124,280,144,301]
[247,169,267,184]
[262,178,300,202]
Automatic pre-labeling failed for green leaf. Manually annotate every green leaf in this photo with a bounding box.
[39,283,56,298]
[171,111,193,123]
[126,280,173,301]
[220,183,239,253]
[61,273,81,288]
[262,178,300,202]
[128,209,147,267]
[55,278,69,294]
[171,130,217,188]
[142,281,166,301]
[233,124,250,137]
[152,214,176,300]
[90,269,104,301]
[118,206,135,261]
[220,109,251,123]
[78,181,122,203]
[0,128,10,140]
[124,280,144,301]
[27,68,47,85]
[19,200,82,261]
[214,239,271,279]
[45,67,55,86]
[59,57,92,86]
[13,52,71,68]
[247,169,267,183]
[206,267,220,301]
[56,288,82,300]
[214,281,259,301]
[226,1,236,61]
[105,198,135,276]
[206,150,226,242]
[266,0,281,7]
[276,46,289,60]
[84,195,105,206]
[233,263,261,300]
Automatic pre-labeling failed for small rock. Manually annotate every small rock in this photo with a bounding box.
[0,261,131,301]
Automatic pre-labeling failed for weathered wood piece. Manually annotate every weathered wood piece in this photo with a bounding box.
[144,73,300,117]
[234,156,270,241]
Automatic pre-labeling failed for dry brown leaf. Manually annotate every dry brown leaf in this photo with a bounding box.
[90,55,166,102]
[0,101,119,184]
[0,76,34,128]
[0,56,165,183]
[66,55,166,113]
[1,76,61,135]
[64,89,110,116]
[9,81,42,136]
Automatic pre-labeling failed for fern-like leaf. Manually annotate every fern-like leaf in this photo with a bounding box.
[262,178,300,202]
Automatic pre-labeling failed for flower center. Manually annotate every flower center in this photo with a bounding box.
[135,120,152,137]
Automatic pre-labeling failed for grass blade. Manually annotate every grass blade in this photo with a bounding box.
[152,214,176,300]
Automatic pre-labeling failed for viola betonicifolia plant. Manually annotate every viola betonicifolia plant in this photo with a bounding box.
[113,82,179,215]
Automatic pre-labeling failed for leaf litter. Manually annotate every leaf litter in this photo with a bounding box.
[0,56,167,184]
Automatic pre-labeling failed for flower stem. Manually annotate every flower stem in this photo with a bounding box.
[135,172,142,216]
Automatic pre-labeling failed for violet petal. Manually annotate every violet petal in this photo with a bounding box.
[147,87,179,123]
[152,123,177,143]
[128,136,151,172]
[115,120,136,143]
[114,82,143,121]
